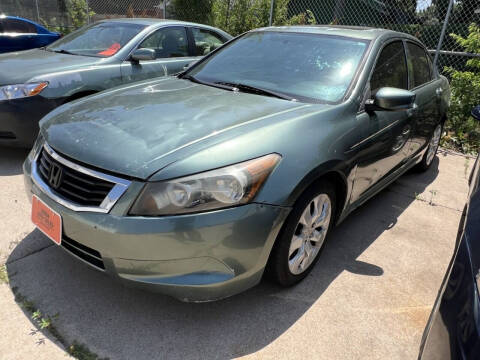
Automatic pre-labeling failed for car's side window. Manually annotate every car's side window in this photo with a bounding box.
[370,41,408,95]
[406,42,432,88]
[192,28,226,55]
[2,19,37,34]
[138,27,188,59]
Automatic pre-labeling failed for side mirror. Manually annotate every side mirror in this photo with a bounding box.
[131,48,155,62]
[472,105,480,121]
[365,87,416,113]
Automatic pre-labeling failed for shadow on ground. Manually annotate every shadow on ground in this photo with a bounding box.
[0,147,29,176]
[6,159,439,360]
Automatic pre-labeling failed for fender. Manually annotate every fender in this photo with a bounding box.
[285,160,352,224]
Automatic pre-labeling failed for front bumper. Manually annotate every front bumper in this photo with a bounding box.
[23,156,290,302]
[0,96,62,147]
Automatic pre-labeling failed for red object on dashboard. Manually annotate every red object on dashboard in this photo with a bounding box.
[98,42,121,56]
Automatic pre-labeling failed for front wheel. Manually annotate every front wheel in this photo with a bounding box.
[266,181,336,287]
[416,123,442,172]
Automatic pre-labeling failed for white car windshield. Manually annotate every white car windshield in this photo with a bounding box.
[47,22,146,57]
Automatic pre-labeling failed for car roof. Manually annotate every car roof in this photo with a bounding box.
[97,18,232,38]
[255,25,417,42]
[2,15,37,24]
[99,18,191,25]
[0,15,54,31]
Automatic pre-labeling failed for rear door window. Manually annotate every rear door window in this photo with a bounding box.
[138,27,189,59]
[2,19,37,34]
[370,41,408,95]
[406,42,433,88]
[192,28,226,55]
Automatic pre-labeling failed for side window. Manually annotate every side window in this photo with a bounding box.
[192,28,225,55]
[2,19,37,34]
[406,42,432,88]
[138,27,188,59]
[370,41,408,95]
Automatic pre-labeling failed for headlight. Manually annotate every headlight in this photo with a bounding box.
[0,82,48,101]
[130,153,281,216]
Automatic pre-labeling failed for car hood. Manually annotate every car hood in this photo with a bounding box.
[0,49,104,85]
[41,77,312,179]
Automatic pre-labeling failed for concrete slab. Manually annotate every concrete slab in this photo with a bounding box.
[0,148,473,359]
[391,150,474,211]
[0,147,51,264]
[0,285,68,360]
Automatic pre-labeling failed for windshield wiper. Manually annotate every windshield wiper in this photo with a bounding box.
[214,81,296,101]
[181,75,238,91]
[180,75,294,100]
[52,49,76,55]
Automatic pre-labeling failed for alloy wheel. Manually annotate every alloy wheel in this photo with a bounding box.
[288,194,332,275]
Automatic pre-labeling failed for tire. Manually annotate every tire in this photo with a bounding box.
[266,180,336,287]
[416,123,442,172]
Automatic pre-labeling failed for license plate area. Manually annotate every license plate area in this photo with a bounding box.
[31,195,62,245]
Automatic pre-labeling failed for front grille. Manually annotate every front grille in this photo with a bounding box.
[37,149,115,207]
[62,235,105,270]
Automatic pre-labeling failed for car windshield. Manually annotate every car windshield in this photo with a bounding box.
[47,22,146,57]
[187,31,369,103]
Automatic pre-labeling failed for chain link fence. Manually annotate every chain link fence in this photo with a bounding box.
[1,0,478,74]
[289,0,480,73]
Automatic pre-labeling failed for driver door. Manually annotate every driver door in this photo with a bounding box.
[121,26,196,83]
[350,40,415,202]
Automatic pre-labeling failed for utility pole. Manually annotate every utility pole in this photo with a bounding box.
[269,0,275,26]
[35,0,40,23]
[433,0,454,69]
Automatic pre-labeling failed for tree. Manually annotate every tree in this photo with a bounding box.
[433,0,450,20]
[443,23,480,154]
[67,0,94,29]
[454,0,479,24]
[171,0,214,24]
[385,0,417,23]
[417,4,439,25]
[211,0,289,36]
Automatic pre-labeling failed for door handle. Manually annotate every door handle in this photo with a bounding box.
[402,125,411,136]
[407,103,418,117]
[436,87,443,98]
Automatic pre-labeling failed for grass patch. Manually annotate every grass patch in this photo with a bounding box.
[68,341,109,360]
[428,190,438,206]
[0,264,8,284]
[12,288,106,359]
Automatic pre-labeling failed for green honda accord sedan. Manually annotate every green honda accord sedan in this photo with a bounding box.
[23,25,450,302]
